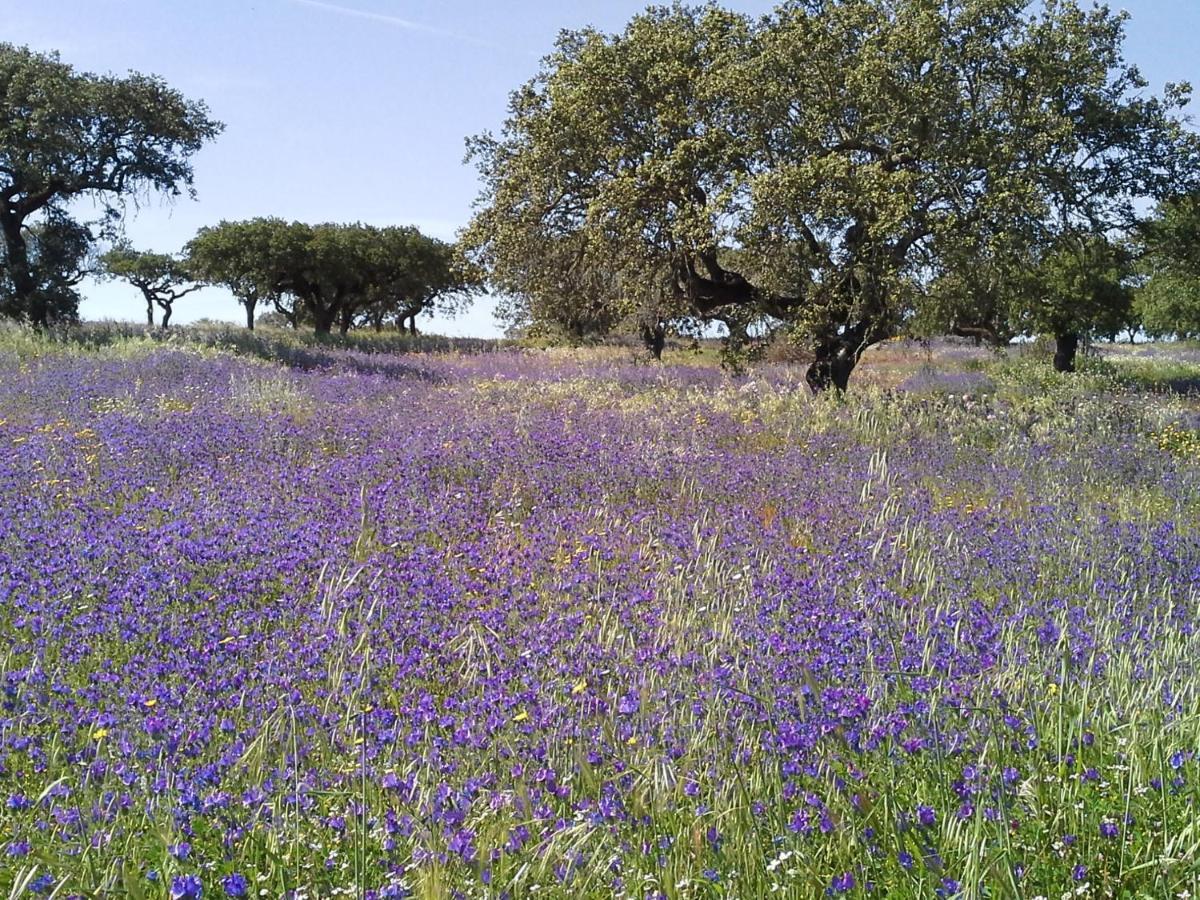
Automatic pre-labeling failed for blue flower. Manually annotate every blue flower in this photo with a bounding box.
[222,873,249,898]
[170,874,203,900]
[828,872,855,894]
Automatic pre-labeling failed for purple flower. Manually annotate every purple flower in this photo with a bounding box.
[1072,864,1088,881]
[828,872,855,893]
[916,805,936,827]
[170,874,203,900]
[222,874,248,898]
[6,793,31,811]
[1100,821,1120,839]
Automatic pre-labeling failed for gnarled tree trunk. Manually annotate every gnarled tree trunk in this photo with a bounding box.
[642,319,666,360]
[1053,332,1079,373]
[805,320,877,393]
[0,214,42,326]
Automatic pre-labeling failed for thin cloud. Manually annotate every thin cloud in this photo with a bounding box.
[291,0,497,49]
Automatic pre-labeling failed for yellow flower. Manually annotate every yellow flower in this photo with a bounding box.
[92,728,109,740]
[143,698,157,708]
[626,736,638,746]
[571,680,588,695]
[1047,683,1059,696]
[513,709,530,723]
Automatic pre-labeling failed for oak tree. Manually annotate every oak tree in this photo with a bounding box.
[0,44,221,325]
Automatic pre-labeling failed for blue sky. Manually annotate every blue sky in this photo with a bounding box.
[3,0,1197,336]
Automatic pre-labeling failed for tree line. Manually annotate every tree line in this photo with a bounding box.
[103,220,479,333]
[0,45,478,336]
[4,1,1200,389]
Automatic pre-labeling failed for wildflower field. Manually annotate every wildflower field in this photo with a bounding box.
[2,332,1200,899]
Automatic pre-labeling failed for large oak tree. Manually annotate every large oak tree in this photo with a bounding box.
[464,0,1197,389]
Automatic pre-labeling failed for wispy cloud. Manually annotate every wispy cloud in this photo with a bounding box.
[291,0,496,49]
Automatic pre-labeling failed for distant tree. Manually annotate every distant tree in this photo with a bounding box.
[100,244,201,328]
[0,44,222,326]
[464,1,1198,390]
[357,228,481,334]
[0,212,92,324]
[186,219,353,335]
[186,219,286,330]
[1019,235,1135,370]
[1135,192,1200,340]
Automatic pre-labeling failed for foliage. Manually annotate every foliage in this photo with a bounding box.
[185,219,289,330]
[184,220,477,335]
[1021,233,1137,340]
[355,226,482,333]
[1136,191,1200,339]
[0,43,221,325]
[464,0,1198,390]
[0,211,92,324]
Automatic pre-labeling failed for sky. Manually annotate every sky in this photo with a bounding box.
[3,0,1198,337]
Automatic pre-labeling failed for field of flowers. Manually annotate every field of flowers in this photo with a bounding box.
[2,333,1200,898]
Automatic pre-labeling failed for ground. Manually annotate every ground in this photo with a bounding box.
[1,327,1199,898]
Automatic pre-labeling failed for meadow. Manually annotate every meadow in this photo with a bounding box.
[2,329,1200,898]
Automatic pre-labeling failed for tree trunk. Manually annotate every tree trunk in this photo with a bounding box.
[806,321,877,394]
[160,302,173,330]
[407,314,418,335]
[145,298,155,327]
[244,299,256,331]
[310,300,337,335]
[642,320,666,360]
[0,214,41,326]
[1053,332,1079,373]
[805,350,857,393]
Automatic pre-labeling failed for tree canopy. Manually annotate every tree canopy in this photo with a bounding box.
[1135,192,1200,340]
[184,219,479,335]
[100,244,201,329]
[0,44,222,326]
[186,219,289,331]
[464,0,1199,388]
